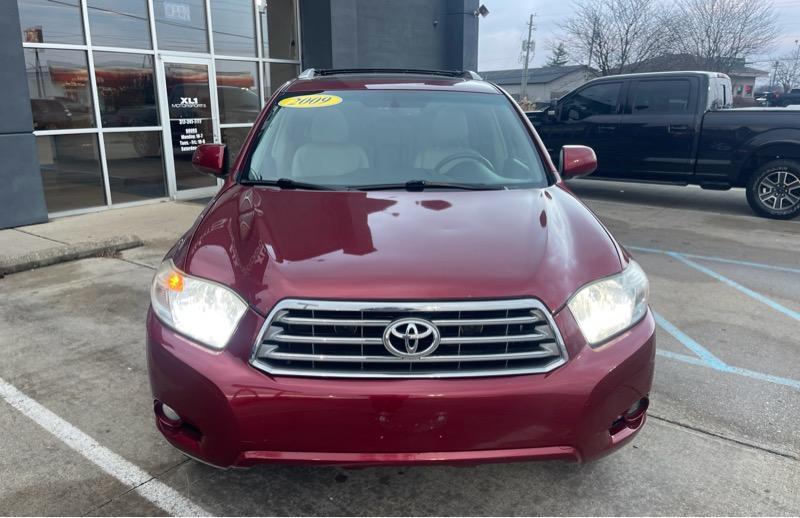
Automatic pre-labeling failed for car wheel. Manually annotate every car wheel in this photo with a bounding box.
[746,159,800,219]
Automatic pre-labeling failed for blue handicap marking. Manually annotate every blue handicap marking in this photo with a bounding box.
[665,252,800,323]
[630,245,800,390]
[653,311,800,391]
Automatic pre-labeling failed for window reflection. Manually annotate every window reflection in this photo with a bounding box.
[105,132,167,203]
[266,62,299,97]
[87,0,152,49]
[216,60,259,124]
[25,49,95,130]
[222,127,252,162]
[153,0,208,52]
[36,134,105,213]
[211,0,256,57]
[94,52,158,127]
[18,0,84,45]
[260,0,298,60]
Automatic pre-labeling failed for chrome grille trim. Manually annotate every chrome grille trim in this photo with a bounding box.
[249,299,568,379]
[263,348,559,363]
[276,316,392,327]
[433,315,542,326]
[439,332,548,344]
[269,333,384,345]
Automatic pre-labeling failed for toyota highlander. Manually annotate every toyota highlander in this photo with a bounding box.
[147,68,655,468]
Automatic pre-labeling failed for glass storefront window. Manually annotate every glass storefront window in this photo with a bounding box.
[216,60,259,124]
[87,0,152,50]
[94,52,158,128]
[221,127,252,162]
[260,0,298,60]
[266,62,299,97]
[36,134,105,213]
[104,132,167,203]
[25,49,95,130]
[211,0,256,57]
[20,0,300,215]
[18,0,84,45]
[164,62,217,191]
[153,0,209,53]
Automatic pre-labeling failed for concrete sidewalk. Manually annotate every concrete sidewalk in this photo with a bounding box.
[0,201,204,275]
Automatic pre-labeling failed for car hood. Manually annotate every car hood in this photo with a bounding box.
[178,184,623,316]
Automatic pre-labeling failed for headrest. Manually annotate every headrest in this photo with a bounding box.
[310,109,349,144]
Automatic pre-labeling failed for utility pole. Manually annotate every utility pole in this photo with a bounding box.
[587,16,598,71]
[520,13,536,103]
[771,60,779,91]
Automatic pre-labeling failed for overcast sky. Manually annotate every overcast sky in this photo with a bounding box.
[477,0,800,73]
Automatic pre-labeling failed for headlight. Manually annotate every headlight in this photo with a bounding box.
[567,261,649,346]
[150,260,247,350]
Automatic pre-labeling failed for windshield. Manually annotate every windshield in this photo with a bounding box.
[244,90,549,189]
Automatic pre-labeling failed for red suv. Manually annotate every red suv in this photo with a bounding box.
[147,69,655,468]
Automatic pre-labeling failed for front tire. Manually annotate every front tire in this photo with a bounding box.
[746,160,800,219]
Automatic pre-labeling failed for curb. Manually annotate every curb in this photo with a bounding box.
[0,235,143,276]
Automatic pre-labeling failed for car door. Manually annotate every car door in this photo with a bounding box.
[619,77,699,179]
[535,81,625,176]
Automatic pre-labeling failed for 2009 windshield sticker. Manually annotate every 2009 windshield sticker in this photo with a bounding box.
[278,94,343,108]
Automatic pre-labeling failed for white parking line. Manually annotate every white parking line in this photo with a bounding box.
[0,377,209,517]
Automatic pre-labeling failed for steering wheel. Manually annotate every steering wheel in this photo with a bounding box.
[433,152,495,177]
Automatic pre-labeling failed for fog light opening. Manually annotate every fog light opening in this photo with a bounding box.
[162,403,181,422]
[623,397,649,425]
[155,401,182,427]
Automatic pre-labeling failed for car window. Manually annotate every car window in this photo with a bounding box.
[632,80,691,114]
[245,90,549,189]
[560,82,621,121]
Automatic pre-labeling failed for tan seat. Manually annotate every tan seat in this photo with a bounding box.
[290,110,369,178]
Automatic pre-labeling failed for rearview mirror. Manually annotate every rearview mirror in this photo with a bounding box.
[192,143,229,177]
[559,145,597,179]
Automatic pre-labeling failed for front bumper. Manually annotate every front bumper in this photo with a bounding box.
[146,306,655,468]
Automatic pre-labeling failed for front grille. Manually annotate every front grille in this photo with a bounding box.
[250,299,567,378]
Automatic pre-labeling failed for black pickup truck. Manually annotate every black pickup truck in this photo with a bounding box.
[526,71,800,219]
[766,89,800,107]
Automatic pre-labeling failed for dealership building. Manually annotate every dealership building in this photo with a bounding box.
[0,0,479,229]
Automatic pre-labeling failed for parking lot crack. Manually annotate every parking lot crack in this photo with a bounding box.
[13,228,69,245]
[115,256,157,270]
[80,457,194,517]
[650,414,799,462]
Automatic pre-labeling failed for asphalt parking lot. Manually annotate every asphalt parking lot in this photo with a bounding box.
[1,180,799,516]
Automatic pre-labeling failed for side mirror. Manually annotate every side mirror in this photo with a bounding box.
[192,143,228,177]
[547,100,557,118]
[559,145,597,179]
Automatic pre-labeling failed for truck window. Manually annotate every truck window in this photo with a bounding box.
[560,82,621,121]
[632,80,691,114]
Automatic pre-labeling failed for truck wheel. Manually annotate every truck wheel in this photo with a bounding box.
[746,160,800,219]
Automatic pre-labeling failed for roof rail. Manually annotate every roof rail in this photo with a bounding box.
[297,68,482,80]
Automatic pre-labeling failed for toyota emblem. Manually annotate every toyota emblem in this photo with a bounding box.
[382,318,441,358]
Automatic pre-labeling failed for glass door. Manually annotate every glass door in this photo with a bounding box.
[157,56,221,199]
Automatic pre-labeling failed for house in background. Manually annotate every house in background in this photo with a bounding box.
[479,65,596,105]
[728,65,770,100]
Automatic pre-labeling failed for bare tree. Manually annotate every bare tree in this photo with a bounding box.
[673,0,778,73]
[559,0,676,76]
[774,41,800,93]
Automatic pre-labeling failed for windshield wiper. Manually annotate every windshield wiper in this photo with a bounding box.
[355,180,506,191]
[243,178,338,191]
